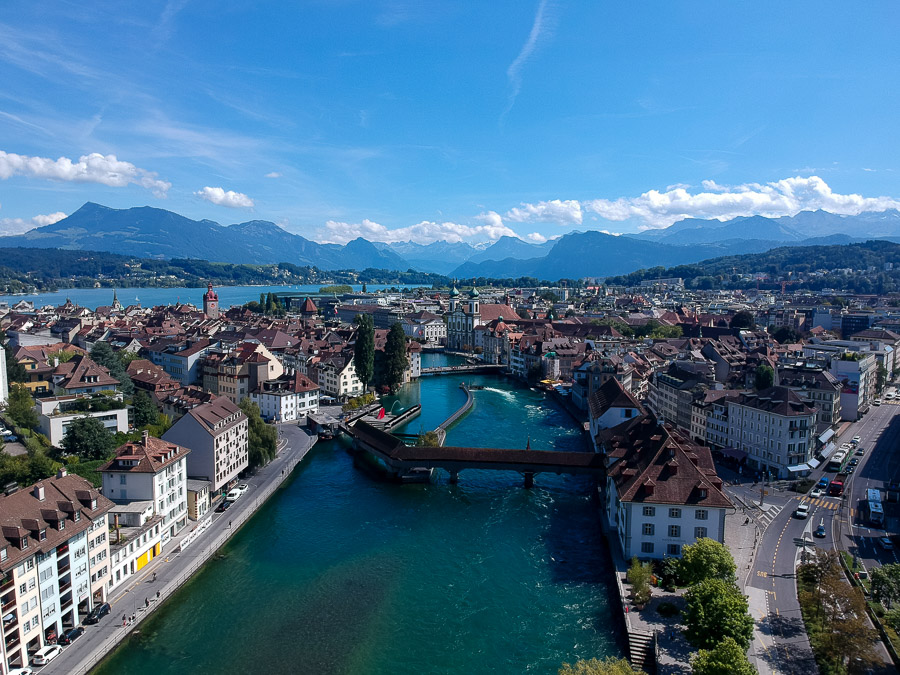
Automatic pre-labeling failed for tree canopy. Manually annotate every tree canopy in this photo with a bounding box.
[559,657,645,675]
[132,390,159,428]
[730,310,755,329]
[690,637,756,675]
[6,383,38,430]
[89,341,133,395]
[382,323,409,392]
[679,538,737,586]
[61,416,117,460]
[683,578,754,650]
[353,314,375,390]
[754,364,775,391]
[239,398,278,469]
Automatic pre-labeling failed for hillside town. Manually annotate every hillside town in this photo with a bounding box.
[0,274,898,673]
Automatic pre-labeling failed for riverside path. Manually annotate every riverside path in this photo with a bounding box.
[39,423,317,675]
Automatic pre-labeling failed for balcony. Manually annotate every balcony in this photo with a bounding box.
[5,634,20,651]
[3,612,17,634]
[59,580,72,594]
[0,576,13,593]
[57,561,70,574]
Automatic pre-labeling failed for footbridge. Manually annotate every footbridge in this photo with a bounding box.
[346,420,605,487]
[420,363,505,375]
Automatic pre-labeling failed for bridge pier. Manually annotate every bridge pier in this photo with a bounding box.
[523,472,534,488]
[448,470,459,484]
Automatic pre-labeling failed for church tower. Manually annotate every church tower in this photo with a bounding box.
[203,283,219,319]
[468,286,480,317]
[449,285,460,313]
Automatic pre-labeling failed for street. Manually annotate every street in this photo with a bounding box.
[37,423,317,675]
[729,401,900,674]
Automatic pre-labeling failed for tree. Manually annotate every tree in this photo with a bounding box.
[415,430,440,447]
[353,314,375,390]
[627,557,652,606]
[90,341,133,395]
[730,310,755,329]
[383,323,409,392]
[772,326,802,344]
[239,399,278,470]
[559,657,645,675]
[6,383,39,430]
[679,538,737,586]
[871,562,900,608]
[132,390,159,428]
[877,364,888,394]
[683,578,754,650]
[690,636,756,675]
[754,364,774,391]
[361,282,368,293]
[61,416,117,460]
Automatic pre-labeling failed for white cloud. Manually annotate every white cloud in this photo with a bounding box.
[525,232,547,243]
[503,0,552,120]
[475,210,505,228]
[506,199,583,225]
[584,175,900,229]
[0,151,170,197]
[0,211,66,235]
[265,171,282,178]
[195,186,254,209]
[320,218,517,245]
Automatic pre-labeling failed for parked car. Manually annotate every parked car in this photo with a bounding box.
[809,487,824,499]
[215,500,232,513]
[8,667,34,675]
[2,434,18,443]
[57,626,85,645]
[83,602,111,625]
[814,523,827,538]
[235,483,249,496]
[32,645,62,665]
[794,503,811,519]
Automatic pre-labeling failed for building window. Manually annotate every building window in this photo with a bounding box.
[667,544,681,556]
[642,523,655,536]
[695,527,708,539]
[642,506,655,517]
[669,508,681,519]
[641,542,654,554]
[695,509,708,520]
[668,525,681,538]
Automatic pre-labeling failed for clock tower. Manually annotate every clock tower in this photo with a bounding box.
[203,283,219,319]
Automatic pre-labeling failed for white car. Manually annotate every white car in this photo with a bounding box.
[794,503,811,519]
[874,399,882,406]
[809,488,824,499]
[32,645,62,665]
[887,392,896,400]
[9,668,34,675]
[852,436,861,445]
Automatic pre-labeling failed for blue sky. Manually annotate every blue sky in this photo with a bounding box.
[1,1,899,245]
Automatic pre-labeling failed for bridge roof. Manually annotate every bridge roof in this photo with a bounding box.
[351,421,604,470]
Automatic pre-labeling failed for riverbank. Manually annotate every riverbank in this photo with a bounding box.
[41,424,317,675]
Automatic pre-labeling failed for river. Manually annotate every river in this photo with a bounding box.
[0,284,424,311]
[96,358,622,674]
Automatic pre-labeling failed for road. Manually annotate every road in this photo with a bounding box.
[38,423,317,675]
[730,401,900,674]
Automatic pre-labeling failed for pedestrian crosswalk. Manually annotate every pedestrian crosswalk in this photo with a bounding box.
[800,496,839,510]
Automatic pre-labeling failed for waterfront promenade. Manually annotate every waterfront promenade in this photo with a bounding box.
[40,423,317,675]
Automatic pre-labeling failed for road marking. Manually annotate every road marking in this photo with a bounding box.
[757,570,767,577]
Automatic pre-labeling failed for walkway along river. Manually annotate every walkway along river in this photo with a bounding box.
[96,364,623,674]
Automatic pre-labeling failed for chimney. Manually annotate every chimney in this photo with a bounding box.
[53,356,59,367]
[33,484,45,501]
[57,467,67,479]
[142,430,149,445]
[114,514,121,544]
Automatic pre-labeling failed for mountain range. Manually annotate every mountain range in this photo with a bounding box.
[2,202,899,280]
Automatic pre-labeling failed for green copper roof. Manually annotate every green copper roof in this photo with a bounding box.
[470,287,480,298]
[450,286,460,297]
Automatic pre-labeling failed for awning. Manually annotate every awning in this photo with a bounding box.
[788,463,811,473]
[818,428,836,444]
[719,447,747,461]
[819,442,837,459]
[807,457,821,469]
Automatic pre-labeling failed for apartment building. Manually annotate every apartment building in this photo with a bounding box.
[99,433,190,541]
[146,339,218,386]
[162,397,249,492]
[34,394,130,447]
[0,472,112,671]
[250,371,319,423]
[314,356,363,400]
[726,386,817,478]
[777,364,842,431]
[598,415,733,560]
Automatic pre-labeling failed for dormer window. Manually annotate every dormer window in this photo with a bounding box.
[0,547,6,562]
[58,520,65,531]
[74,511,81,522]
[38,529,47,541]
[20,537,28,550]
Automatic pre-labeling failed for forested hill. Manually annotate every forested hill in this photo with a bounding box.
[0,247,447,293]
[605,240,900,294]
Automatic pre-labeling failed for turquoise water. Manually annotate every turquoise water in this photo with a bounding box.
[0,284,424,311]
[96,367,621,674]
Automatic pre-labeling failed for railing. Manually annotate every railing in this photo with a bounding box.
[5,634,19,650]
[0,576,14,593]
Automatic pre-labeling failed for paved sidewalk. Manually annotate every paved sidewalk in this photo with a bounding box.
[41,423,317,675]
